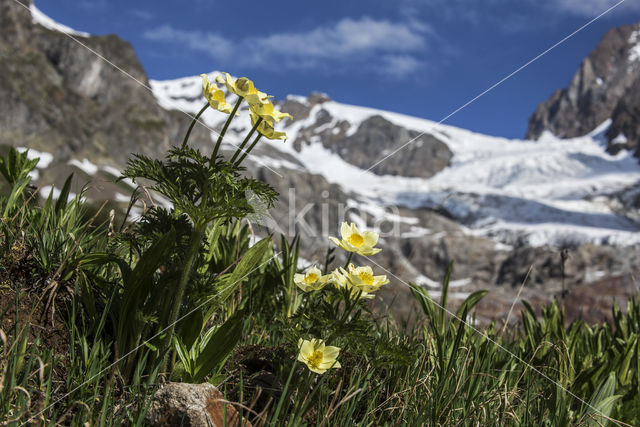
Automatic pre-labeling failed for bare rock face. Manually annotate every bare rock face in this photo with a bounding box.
[293,112,452,178]
[0,0,193,168]
[526,20,640,158]
[145,383,251,427]
[605,74,640,156]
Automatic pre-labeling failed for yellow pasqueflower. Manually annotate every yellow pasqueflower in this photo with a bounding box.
[216,72,271,105]
[249,99,292,123]
[294,266,330,292]
[200,74,234,114]
[250,112,288,141]
[331,268,374,299]
[329,222,381,256]
[297,338,341,374]
[217,72,291,124]
[342,263,389,293]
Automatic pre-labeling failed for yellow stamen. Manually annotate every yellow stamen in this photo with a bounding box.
[347,233,364,247]
[308,350,323,369]
[358,271,375,286]
[304,273,319,284]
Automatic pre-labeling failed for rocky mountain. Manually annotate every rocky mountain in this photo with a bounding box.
[3,0,640,324]
[527,20,640,158]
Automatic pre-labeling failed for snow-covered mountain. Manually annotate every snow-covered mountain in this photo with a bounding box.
[3,0,640,323]
[152,74,640,248]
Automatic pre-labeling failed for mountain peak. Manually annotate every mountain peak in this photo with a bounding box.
[526,20,640,159]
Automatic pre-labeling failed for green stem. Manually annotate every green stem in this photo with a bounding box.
[343,252,354,269]
[162,224,207,372]
[181,103,209,150]
[211,97,243,162]
[230,117,263,164]
[235,133,263,166]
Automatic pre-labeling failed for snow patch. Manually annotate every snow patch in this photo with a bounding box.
[286,95,308,104]
[41,185,77,202]
[16,147,53,168]
[628,30,640,63]
[114,192,131,203]
[612,133,628,144]
[30,3,90,37]
[248,156,303,171]
[69,158,98,175]
[102,166,137,189]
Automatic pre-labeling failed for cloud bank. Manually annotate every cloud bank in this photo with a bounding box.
[143,17,433,76]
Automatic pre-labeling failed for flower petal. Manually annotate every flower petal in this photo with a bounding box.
[322,345,340,359]
[340,222,350,240]
[308,266,322,277]
[362,231,379,247]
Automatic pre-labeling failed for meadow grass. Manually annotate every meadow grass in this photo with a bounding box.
[0,148,638,425]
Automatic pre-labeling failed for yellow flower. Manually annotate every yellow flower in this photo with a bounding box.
[217,72,291,124]
[249,99,292,123]
[297,338,341,374]
[294,266,330,292]
[216,72,271,105]
[200,74,234,114]
[329,222,381,256]
[331,267,375,299]
[343,264,389,293]
[250,112,288,141]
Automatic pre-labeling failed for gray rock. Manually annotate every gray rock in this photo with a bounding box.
[145,382,251,427]
[293,112,452,178]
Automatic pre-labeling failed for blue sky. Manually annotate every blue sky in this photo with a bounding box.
[35,0,640,138]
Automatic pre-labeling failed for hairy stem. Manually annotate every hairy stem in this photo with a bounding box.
[343,252,354,269]
[234,132,263,165]
[181,103,209,150]
[211,97,243,162]
[162,224,206,371]
[230,117,263,164]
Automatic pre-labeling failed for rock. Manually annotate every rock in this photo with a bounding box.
[0,0,202,169]
[145,382,251,427]
[605,75,640,157]
[526,20,640,158]
[292,112,452,178]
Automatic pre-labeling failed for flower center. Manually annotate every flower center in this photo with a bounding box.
[308,350,323,368]
[304,273,319,284]
[358,271,375,286]
[236,78,253,94]
[347,233,364,247]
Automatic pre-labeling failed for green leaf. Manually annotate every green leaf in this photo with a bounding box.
[179,309,204,350]
[173,336,194,377]
[440,262,454,326]
[218,237,271,303]
[116,229,176,356]
[409,282,439,334]
[55,173,73,213]
[192,310,245,383]
[582,372,620,426]
[455,290,488,320]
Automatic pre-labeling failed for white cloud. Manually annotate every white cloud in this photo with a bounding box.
[379,54,424,75]
[129,9,155,20]
[553,0,640,16]
[143,25,233,59]
[143,17,432,76]
[395,0,638,33]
